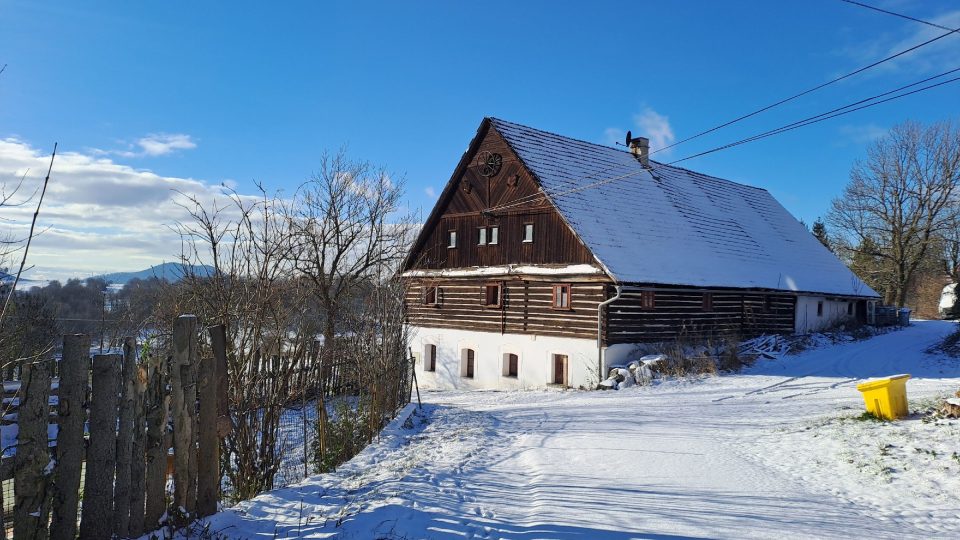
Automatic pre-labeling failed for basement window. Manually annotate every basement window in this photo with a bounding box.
[483,283,502,308]
[522,223,534,243]
[552,284,571,310]
[640,291,656,310]
[702,292,713,312]
[448,230,457,249]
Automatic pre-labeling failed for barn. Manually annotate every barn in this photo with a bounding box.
[401,117,880,390]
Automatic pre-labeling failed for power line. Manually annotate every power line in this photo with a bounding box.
[650,18,960,156]
[838,0,954,31]
[487,67,960,213]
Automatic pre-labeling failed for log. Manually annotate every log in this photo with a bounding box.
[171,314,197,521]
[196,354,218,517]
[50,334,89,540]
[78,353,121,540]
[143,349,169,530]
[113,336,138,535]
[13,360,52,540]
[128,361,148,537]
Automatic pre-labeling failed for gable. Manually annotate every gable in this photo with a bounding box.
[403,120,598,271]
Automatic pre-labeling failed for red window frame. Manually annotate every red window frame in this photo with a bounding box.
[552,284,572,310]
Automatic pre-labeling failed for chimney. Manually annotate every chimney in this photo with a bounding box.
[628,136,650,168]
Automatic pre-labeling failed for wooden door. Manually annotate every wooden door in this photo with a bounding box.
[553,354,567,385]
[466,349,475,378]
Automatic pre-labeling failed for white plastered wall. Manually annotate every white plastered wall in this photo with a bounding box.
[410,326,601,390]
[794,295,856,333]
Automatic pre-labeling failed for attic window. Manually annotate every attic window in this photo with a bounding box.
[448,230,457,249]
[640,291,655,310]
[484,283,502,308]
[522,223,534,243]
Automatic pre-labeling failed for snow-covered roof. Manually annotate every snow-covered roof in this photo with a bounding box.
[491,118,878,298]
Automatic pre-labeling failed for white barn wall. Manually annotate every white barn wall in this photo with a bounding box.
[794,296,856,333]
[410,326,600,390]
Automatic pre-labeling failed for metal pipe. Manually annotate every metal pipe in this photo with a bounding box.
[597,285,623,385]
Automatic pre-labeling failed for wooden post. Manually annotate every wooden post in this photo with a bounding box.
[208,325,230,438]
[50,334,89,540]
[78,353,121,540]
[113,336,137,535]
[13,360,52,540]
[128,361,148,537]
[196,354,218,517]
[143,348,169,531]
[171,314,197,521]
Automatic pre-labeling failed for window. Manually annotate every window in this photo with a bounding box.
[478,226,498,246]
[422,285,441,306]
[847,302,853,316]
[484,283,502,307]
[552,354,568,385]
[503,353,519,378]
[763,295,772,313]
[461,348,475,378]
[522,223,534,243]
[425,344,436,372]
[448,230,457,248]
[552,284,571,310]
[640,291,655,309]
[702,292,713,312]
[817,301,824,317]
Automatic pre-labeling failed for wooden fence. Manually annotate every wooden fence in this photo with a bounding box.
[1,314,227,539]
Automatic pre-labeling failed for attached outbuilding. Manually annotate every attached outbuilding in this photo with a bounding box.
[402,118,880,390]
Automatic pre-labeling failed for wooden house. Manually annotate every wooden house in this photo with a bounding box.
[401,118,879,389]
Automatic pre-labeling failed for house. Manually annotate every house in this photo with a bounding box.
[401,118,880,390]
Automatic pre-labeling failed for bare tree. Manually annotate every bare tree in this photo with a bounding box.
[829,120,960,307]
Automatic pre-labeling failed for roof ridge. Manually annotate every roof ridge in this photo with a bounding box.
[488,117,634,156]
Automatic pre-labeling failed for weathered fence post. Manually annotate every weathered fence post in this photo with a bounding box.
[171,314,198,521]
[50,334,89,540]
[196,353,218,517]
[78,353,121,540]
[208,325,230,438]
[143,348,169,530]
[113,336,138,535]
[13,360,52,540]
[128,359,148,537]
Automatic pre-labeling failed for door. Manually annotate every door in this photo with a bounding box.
[553,354,567,385]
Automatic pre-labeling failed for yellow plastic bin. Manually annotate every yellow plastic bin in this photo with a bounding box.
[856,374,910,420]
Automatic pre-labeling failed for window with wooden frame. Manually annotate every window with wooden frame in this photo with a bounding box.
[462,348,475,378]
[640,290,655,309]
[552,284,571,310]
[522,222,534,243]
[478,226,499,246]
[483,283,502,308]
[478,227,487,246]
[702,292,713,312]
[422,285,441,307]
[447,230,457,248]
[425,344,437,372]
[503,353,519,378]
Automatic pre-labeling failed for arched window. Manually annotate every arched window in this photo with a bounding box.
[502,353,519,378]
[461,348,475,378]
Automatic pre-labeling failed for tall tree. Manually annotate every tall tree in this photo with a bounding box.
[812,217,832,252]
[829,120,960,307]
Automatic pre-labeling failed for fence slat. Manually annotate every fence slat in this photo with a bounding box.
[196,354,218,517]
[128,361,148,537]
[113,336,137,535]
[171,314,198,521]
[208,325,230,438]
[50,334,89,540]
[144,349,169,530]
[13,360,51,540]
[78,353,121,540]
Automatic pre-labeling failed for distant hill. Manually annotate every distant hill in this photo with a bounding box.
[96,262,215,285]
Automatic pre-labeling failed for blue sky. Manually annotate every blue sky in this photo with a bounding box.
[1,0,959,279]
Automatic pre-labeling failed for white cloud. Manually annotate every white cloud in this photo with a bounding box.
[0,138,250,281]
[845,9,960,76]
[424,186,436,198]
[603,107,676,155]
[92,132,197,158]
[838,123,888,146]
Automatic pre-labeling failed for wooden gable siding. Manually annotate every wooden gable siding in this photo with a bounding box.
[405,278,604,340]
[408,125,595,270]
[604,286,796,344]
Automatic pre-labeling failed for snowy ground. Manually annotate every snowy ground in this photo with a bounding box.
[194,320,960,539]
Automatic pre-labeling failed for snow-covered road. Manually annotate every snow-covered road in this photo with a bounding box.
[203,321,960,539]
